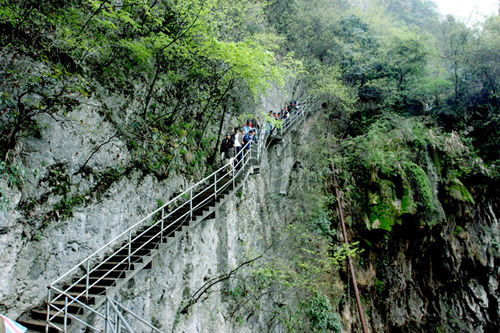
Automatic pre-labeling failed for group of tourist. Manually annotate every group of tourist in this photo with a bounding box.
[268,100,299,122]
[219,101,302,169]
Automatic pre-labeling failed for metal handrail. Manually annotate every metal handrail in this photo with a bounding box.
[105,298,134,333]
[46,102,308,331]
[278,104,306,136]
[49,139,251,283]
[113,300,163,332]
[46,141,259,328]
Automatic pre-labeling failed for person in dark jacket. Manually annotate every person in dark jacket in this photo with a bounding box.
[220,133,234,164]
[243,129,255,159]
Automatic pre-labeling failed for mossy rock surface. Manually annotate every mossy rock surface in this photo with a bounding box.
[342,115,482,233]
[446,178,475,204]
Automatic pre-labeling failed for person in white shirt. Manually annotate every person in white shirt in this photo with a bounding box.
[233,127,243,168]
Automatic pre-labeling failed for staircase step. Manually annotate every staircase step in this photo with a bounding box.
[169,214,191,224]
[93,262,131,270]
[104,254,143,264]
[170,208,191,216]
[192,193,215,205]
[85,277,121,286]
[66,283,107,294]
[32,309,72,325]
[64,292,101,304]
[137,225,162,234]
[130,234,162,244]
[161,226,178,237]
[89,269,127,279]
[135,230,162,239]
[131,236,161,246]
[17,318,60,332]
[116,247,151,256]
[50,300,84,314]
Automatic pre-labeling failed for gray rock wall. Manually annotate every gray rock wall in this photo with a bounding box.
[0,75,297,333]
[81,130,301,333]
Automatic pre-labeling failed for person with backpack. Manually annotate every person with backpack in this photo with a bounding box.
[243,121,251,135]
[220,133,234,165]
[243,129,255,159]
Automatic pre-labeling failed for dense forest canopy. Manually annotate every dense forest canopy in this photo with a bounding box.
[1,0,498,170]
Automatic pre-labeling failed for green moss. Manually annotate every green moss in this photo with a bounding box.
[374,278,385,295]
[342,115,480,233]
[453,225,464,236]
[369,202,397,231]
[447,178,475,204]
[400,179,417,214]
[367,178,400,231]
[403,162,442,226]
[430,146,443,177]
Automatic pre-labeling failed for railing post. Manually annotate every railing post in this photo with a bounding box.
[190,189,193,222]
[64,295,68,332]
[258,138,262,160]
[232,162,235,188]
[46,288,51,333]
[214,172,217,199]
[127,231,132,269]
[105,298,110,333]
[160,208,165,244]
[86,260,90,299]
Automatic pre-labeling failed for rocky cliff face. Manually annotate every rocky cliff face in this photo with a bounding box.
[355,184,499,333]
[1,79,498,332]
[337,166,499,332]
[95,115,307,332]
[0,72,300,331]
[0,102,187,317]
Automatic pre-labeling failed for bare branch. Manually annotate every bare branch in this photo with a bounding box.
[180,245,273,314]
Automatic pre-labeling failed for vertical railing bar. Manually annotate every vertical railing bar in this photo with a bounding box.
[105,298,110,333]
[232,162,235,188]
[85,259,90,299]
[214,172,217,199]
[113,308,117,332]
[46,288,51,333]
[64,295,68,332]
[190,189,193,222]
[160,208,164,244]
[127,231,132,269]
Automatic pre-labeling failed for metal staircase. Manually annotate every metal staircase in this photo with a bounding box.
[17,104,308,333]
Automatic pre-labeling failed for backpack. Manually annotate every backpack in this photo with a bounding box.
[243,133,251,145]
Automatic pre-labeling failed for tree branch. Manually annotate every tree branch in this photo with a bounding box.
[180,245,273,314]
[75,133,119,175]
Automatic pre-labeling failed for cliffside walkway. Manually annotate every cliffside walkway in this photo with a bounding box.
[18,104,308,333]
